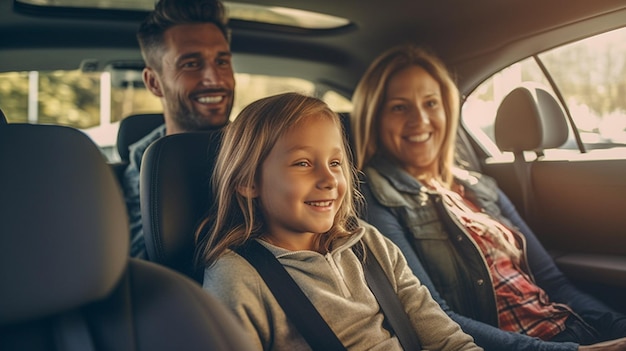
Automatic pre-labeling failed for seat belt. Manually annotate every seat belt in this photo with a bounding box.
[237,239,422,351]
[512,149,536,225]
[363,245,422,351]
[236,240,347,351]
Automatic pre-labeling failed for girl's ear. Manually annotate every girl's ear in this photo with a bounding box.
[237,184,258,198]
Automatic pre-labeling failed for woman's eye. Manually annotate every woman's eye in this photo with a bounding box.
[426,99,439,108]
[330,160,342,167]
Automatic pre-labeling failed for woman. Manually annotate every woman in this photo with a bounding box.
[350,44,626,351]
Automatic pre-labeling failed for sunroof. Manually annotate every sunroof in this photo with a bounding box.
[15,0,350,29]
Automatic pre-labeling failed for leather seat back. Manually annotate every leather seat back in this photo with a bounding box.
[0,124,254,351]
[141,131,223,281]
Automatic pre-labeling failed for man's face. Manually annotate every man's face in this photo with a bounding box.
[145,23,235,133]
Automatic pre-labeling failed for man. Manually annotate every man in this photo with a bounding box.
[123,0,235,258]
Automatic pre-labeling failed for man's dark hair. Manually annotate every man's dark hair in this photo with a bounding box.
[137,0,230,71]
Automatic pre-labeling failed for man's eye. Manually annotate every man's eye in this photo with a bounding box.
[217,59,231,66]
[182,61,199,69]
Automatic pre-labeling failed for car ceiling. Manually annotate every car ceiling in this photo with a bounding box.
[1,0,625,97]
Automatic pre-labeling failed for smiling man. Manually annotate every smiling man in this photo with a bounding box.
[123,0,235,258]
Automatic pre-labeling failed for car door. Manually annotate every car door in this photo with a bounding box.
[461,26,626,314]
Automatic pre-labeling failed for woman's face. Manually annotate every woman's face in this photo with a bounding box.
[378,65,447,180]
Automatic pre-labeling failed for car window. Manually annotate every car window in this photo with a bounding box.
[0,70,352,162]
[462,26,626,162]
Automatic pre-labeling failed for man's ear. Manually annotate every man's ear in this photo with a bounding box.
[143,67,164,97]
[237,184,258,198]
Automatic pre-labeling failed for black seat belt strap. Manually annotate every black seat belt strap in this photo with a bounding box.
[363,244,422,350]
[236,240,347,351]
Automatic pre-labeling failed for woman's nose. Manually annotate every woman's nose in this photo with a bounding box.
[407,107,430,126]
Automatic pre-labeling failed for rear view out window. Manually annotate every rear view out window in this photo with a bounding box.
[462,26,626,160]
[0,70,352,162]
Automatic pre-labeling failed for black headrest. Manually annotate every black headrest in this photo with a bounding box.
[494,84,569,153]
[117,113,164,162]
[141,131,223,281]
[0,124,129,325]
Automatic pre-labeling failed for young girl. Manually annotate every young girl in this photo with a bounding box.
[196,92,481,350]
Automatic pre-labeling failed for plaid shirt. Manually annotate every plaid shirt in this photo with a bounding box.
[439,185,572,340]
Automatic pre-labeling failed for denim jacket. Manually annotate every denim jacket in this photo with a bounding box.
[364,155,526,326]
[360,154,626,351]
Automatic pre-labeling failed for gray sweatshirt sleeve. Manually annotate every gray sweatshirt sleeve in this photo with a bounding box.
[360,220,483,351]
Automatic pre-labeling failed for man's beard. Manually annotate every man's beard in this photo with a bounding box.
[168,92,231,132]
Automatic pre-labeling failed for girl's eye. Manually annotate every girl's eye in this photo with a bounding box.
[390,104,406,112]
[330,160,342,167]
[294,161,310,167]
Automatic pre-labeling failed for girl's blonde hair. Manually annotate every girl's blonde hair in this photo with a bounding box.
[196,92,360,267]
[351,44,460,187]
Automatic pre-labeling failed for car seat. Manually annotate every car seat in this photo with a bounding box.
[0,124,254,351]
[494,83,569,222]
[116,113,165,163]
[141,131,223,282]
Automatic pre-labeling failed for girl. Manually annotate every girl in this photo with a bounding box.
[196,92,480,350]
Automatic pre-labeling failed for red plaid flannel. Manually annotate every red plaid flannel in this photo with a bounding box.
[440,187,572,340]
[467,229,571,339]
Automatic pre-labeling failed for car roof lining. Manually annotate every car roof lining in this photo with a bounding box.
[1,0,625,97]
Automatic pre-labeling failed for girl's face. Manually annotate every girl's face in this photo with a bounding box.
[254,114,347,251]
[378,65,447,180]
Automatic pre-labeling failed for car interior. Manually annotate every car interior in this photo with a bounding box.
[1,0,626,348]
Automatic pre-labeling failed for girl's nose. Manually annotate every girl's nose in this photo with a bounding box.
[317,166,338,190]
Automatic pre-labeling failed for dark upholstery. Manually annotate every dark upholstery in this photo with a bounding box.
[116,113,164,162]
[0,124,254,351]
[141,131,223,282]
[494,84,569,153]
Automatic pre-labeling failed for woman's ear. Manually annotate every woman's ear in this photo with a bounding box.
[237,184,258,198]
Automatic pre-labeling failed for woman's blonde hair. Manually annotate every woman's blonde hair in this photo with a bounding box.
[196,92,360,267]
[351,44,460,186]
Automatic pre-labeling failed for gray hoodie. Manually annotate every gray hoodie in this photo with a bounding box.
[203,220,481,351]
